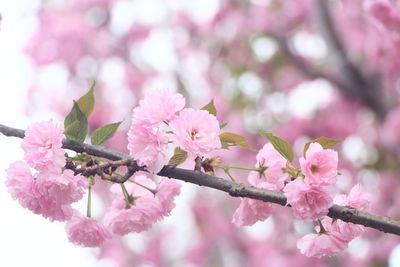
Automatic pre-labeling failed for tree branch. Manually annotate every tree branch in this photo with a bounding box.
[314,0,387,119]
[268,1,387,119]
[1,123,400,235]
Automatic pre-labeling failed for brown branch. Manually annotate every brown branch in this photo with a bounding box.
[314,0,387,119]
[268,1,387,119]
[268,32,350,90]
[1,124,400,235]
[74,158,144,177]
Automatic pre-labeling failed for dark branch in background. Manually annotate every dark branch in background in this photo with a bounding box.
[269,0,387,119]
[268,32,349,90]
[1,124,400,235]
[314,0,386,119]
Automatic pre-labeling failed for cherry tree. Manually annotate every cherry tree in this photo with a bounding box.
[2,0,400,266]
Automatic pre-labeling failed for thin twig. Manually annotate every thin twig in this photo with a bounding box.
[1,124,400,235]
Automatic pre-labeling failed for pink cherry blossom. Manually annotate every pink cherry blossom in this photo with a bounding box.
[299,142,338,186]
[66,212,112,247]
[5,161,40,212]
[5,162,85,221]
[35,169,88,205]
[232,198,274,226]
[21,120,65,172]
[156,179,181,216]
[105,175,164,235]
[319,184,372,242]
[103,197,162,235]
[335,184,371,211]
[248,143,289,191]
[169,108,221,156]
[284,178,333,221]
[133,89,185,126]
[297,232,348,258]
[321,217,364,243]
[127,124,169,168]
[27,170,87,221]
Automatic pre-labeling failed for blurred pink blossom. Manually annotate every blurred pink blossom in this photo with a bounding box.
[232,197,274,226]
[66,212,112,247]
[5,161,40,212]
[297,232,347,258]
[155,179,181,216]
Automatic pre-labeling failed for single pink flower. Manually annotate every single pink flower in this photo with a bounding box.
[321,217,364,243]
[344,184,371,211]
[320,184,372,242]
[104,197,162,235]
[21,120,65,172]
[35,169,88,205]
[248,143,288,191]
[5,161,40,212]
[31,170,87,221]
[232,198,274,226]
[297,232,348,258]
[66,212,112,247]
[127,123,169,168]
[284,178,333,221]
[169,108,221,156]
[105,176,164,235]
[5,162,82,221]
[156,179,181,216]
[300,142,338,186]
[133,89,185,126]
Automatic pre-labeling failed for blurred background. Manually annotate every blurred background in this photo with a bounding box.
[1,0,400,266]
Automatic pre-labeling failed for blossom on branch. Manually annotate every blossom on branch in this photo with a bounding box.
[21,120,65,172]
[66,212,112,247]
[284,178,333,221]
[169,108,221,157]
[133,89,185,126]
[300,142,338,186]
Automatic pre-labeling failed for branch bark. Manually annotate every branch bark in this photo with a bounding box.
[1,124,400,235]
[313,0,386,119]
[269,0,387,119]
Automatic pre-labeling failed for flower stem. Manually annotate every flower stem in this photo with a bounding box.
[215,164,260,172]
[86,186,92,218]
[224,169,237,182]
[120,183,131,208]
[129,179,157,196]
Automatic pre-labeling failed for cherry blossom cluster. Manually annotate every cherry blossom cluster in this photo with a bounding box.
[128,89,221,172]
[6,121,88,222]
[5,118,181,247]
[232,140,371,257]
[4,89,372,257]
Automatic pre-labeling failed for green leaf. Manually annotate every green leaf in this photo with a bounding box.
[64,101,88,142]
[77,81,96,117]
[201,99,217,116]
[260,132,293,162]
[168,147,188,167]
[219,132,253,150]
[90,121,122,145]
[219,122,229,129]
[304,137,342,157]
